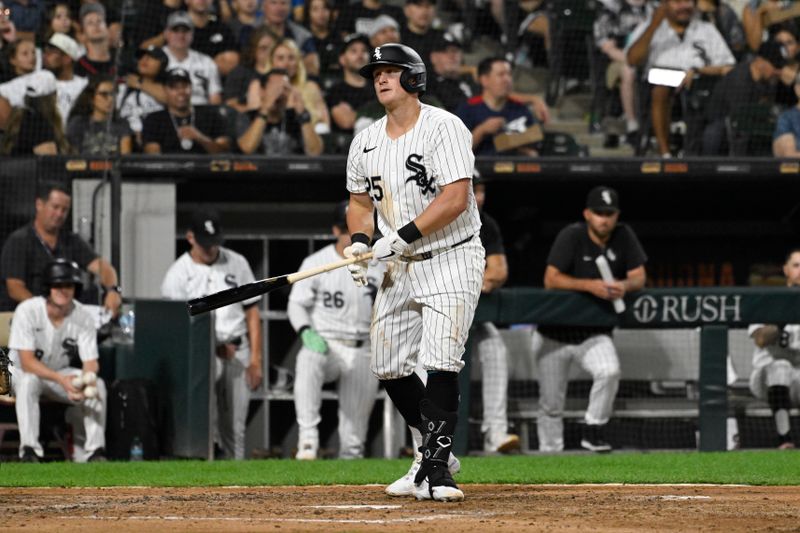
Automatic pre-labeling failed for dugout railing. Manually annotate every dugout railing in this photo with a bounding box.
[461,287,800,454]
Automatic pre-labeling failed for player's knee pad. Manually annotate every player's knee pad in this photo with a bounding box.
[765,360,793,388]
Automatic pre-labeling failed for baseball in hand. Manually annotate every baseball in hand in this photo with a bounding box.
[71,376,85,389]
[83,385,98,399]
[82,371,97,386]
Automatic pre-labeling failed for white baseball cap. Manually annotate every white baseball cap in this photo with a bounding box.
[24,70,58,98]
[48,33,81,61]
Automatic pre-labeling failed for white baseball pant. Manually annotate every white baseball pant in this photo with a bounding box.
[472,322,510,437]
[212,340,251,460]
[294,339,378,458]
[532,332,621,452]
[370,239,485,379]
[12,367,106,461]
[749,359,800,403]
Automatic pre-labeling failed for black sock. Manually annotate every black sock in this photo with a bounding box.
[426,371,459,412]
[768,385,791,413]
[382,374,426,427]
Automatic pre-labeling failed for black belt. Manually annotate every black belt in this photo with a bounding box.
[218,336,243,347]
[399,235,475,262]
[332,339,366,348]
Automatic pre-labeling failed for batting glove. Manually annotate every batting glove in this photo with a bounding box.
[343,242,370,287]
[371,232,409,263]
[300,327,328,354]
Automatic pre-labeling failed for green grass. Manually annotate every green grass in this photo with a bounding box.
[2,450,800,487]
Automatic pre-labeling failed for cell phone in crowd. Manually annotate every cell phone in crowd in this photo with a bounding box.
[647,67,687,88]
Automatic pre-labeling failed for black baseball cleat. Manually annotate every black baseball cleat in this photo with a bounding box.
[88,448,108,462]
[20,446,40,463]
[580,424,612,453]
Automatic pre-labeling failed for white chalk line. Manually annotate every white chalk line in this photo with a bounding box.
[55,512,495,525]
[302,504,402,510]
[657,496,712,501]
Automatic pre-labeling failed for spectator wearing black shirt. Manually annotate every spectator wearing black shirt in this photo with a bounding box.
[186,0,240,77]
[400,0,444,70]
[326,33,373,134]
[0,70,68,155]
[303,0,341,84]
[534,186,646,453]
[0,181,122,314]
[67,74,132,155]
[142,67,230,154]
[223,26,278,113]
[701,40,785,155]
[262,0,319,77]
[427,33,479,113]
[7,0,42,42]
[127,0,183,52]
[236,68,322,155]
[335,0,404,38]
[118,45,167,145]
[227,0,259,50]
[74,3,115,78]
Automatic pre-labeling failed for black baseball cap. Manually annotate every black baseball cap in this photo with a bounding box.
[758,39,789,69]
[190,210,225,248]
[333,200,348,229]
[165,67,191,85]
[586,186,619,212]
[136,45,168,64]
[340,33,371,55]
[431,33,462,53]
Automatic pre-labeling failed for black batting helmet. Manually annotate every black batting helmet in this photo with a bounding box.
[42,258,83,298]
[359,43,426,94]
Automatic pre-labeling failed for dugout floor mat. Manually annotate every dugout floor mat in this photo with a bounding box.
[4,484,800,531]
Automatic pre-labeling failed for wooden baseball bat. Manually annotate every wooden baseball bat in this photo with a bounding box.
[187,252,373,316]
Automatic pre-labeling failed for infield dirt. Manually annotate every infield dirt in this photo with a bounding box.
[5,484,800,532]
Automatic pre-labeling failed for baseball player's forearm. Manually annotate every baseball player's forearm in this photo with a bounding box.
[19,350,63,383]
[412,179,470,237]
[82,359,99,374]
[245,304,262,363]
[347,193,375,238]
[622,266,646,293]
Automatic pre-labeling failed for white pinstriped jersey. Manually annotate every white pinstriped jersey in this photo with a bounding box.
[8,297,98,371]
[346,103,481,254]
[288,244,384,340]
[161,247,259,344]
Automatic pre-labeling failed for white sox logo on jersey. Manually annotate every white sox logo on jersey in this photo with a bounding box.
[405,154,435,196]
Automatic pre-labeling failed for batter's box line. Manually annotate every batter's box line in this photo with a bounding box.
[56,512,497,525]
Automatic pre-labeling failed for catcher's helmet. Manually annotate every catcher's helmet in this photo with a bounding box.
[359,43,426,94]
[42,258,83,298]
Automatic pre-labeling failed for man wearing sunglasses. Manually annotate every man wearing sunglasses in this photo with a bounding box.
[532,186,647,453]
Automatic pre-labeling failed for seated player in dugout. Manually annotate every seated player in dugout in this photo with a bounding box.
[8,259,108,462]
[748,247,800,450]
[287,201,384,460]
[532,186,647,453]
[0,181,122,316]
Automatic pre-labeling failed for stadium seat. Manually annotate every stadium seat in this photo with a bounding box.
[540,131,588,157]
[546,0,598,106]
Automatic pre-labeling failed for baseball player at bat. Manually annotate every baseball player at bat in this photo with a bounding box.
[288,202,384,460]
[533,186,646,452]
[161,209,263,460]
[8,259,107,462]
[748,248,800,449]
[344,43,484,502]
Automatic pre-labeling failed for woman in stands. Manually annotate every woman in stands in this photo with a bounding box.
[224,26,279,113]
[67,74,132,155]
[267,37,330,133]
[4,39,36,81]
[302,0,342,85]
[0,71,68,155]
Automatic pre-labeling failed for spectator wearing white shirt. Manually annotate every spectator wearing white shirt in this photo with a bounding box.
[162,11,222,106]
[42,33,87,129]
[627,0,735,157]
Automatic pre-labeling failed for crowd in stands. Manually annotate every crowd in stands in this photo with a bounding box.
[2,0,800,157]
